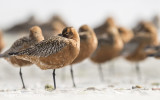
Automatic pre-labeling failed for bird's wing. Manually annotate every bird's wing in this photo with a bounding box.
[121,40,139,56]
[79,32,90,40]
[2,37,30,55]
[98,36,114,46]
[10,37,30,50]
[10,36,68,57]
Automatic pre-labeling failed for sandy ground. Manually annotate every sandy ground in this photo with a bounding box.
[1,34,160,100]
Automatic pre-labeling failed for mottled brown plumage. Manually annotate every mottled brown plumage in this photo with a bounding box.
[118,27,134,43]
[9,27,80,89]
[12,27,80,70]
[90,27,123,63]
[0,31,5,52]
[72,25,98,64]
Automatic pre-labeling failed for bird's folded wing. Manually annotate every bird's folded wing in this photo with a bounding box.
[121,41,139,56]
[2,37,29,56]
[120,34,151,56]
[98,37,114,46]
[11,36,68,57]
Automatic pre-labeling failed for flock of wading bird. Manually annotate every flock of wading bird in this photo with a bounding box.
[0,15,160,90]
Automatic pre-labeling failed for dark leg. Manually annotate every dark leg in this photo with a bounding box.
[52,69,56,89]
[70,65,76,87]
[136,62,141,80]
[98,64,104,82]
[19,67,26,89]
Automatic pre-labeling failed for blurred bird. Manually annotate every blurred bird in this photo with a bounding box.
[0,26,44,89]
[122,22,158,79]
[94,17,116,38]
[90,27,123,81]
[40,15,68,39]
[5,15,39,33]
[0,31,5,52]
[8,27,80,89]
[70,25,98,87]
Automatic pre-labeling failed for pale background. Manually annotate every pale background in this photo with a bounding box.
[0,0,160,29]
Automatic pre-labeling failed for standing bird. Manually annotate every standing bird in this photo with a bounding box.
[70,25,98,87]
[0,26,44,89]
[0,31,5,52]
[8,27,80,89]
[123,22,158,79]
[90,27,123,81]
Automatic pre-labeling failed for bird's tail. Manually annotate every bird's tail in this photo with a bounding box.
[0,51,20,58]
[8,52,19,56]
[0,54,10,58]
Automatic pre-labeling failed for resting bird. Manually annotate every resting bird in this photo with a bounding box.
[70,25,98,87]
[90,27,123,81]
[0,26,44,89]
[8,27,80,89]
[122,22,158,79]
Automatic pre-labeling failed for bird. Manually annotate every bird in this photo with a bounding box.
[8,27,80,89]
[94,17,116,38]
[70,25,98,87]
[0,26,44,89]
[40,15,68,39]
[118,27,134,43]
[5,15,39,33]
[0,30,5,52]
[90,27,124,81]
[122,21,158,79]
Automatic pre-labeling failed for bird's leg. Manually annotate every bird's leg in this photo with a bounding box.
[52,69,56,89]
[135,62,141,80]
[19,67,26,89]
[70,65,76,87]
[98,64,104,82]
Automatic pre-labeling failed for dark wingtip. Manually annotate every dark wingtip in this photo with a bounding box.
[0,54,9,58]
[8,52,19,56]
